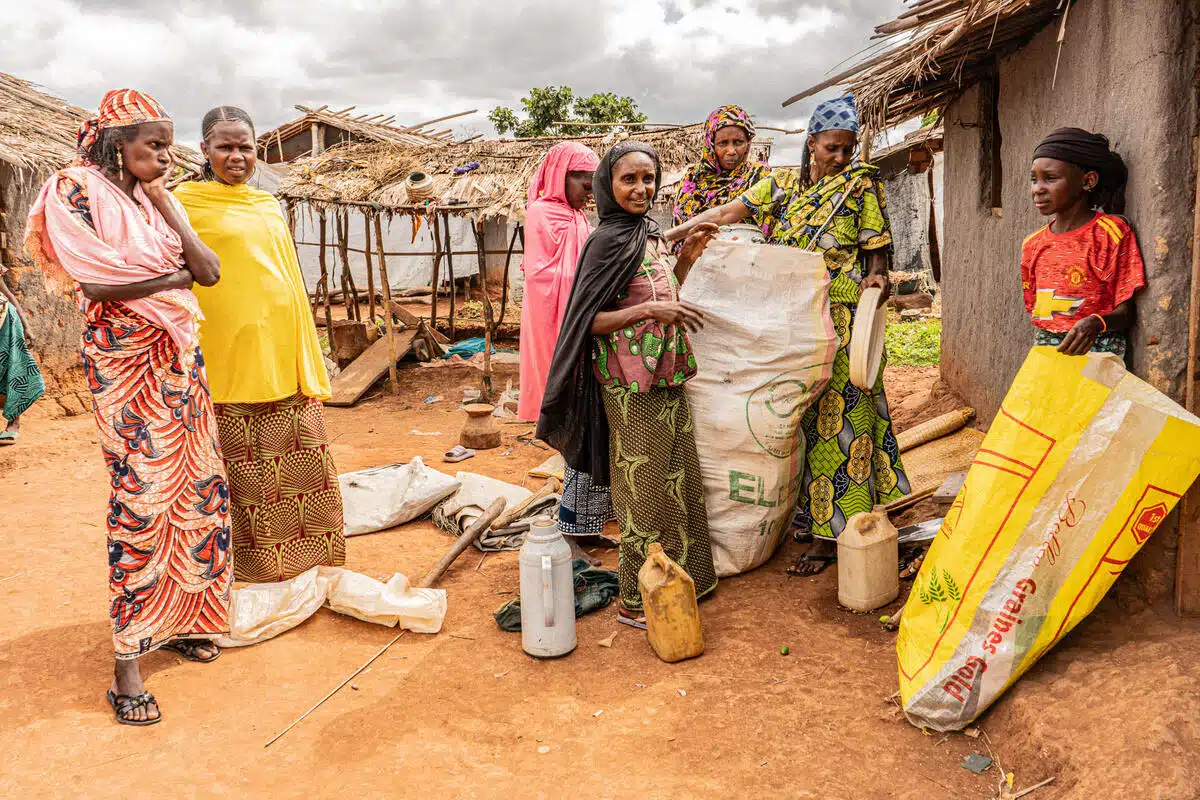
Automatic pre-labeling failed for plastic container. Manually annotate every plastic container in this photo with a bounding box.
[519,515,577,657]
[837,510,900,611]
[638,543,705,662]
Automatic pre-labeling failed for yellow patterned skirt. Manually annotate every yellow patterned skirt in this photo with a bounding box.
[214,392,346,582]
[795,300,910,540]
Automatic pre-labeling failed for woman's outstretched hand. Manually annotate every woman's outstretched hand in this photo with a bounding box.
[860,271,891,307]
[679,222,719,264]
[645,300,706,333]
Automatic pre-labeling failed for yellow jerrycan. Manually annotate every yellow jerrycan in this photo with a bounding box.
[638,543,705,662]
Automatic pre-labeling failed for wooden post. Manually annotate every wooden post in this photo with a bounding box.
[1176,136,1200,615]
[338,210,360,322]
[373,213,400,394]
[284,200,314,311]
[362,213,377,325]
[443,212,457,340]
[475,220,496,401]
[499,222,521,324]
[318,210,333,339]
[428,213,443,334]
[311,121,323,155]
[927,166,942,284]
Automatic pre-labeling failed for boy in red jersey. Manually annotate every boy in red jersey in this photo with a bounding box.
[1021,127,1145,356]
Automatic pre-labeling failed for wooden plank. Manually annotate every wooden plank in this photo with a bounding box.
[325,328,419,407]
[1176,134,1200,615]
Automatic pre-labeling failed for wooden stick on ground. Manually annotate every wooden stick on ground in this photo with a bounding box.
[264,630,409,748]
[265,496,506,749]
[418,497,507,589]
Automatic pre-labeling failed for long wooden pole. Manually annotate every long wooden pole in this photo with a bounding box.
[318,210,333,340]
[1177,135,1200,615]
[498,223,521,325]
[363,213,377,325]
[443,212,457,340]
[475,221,496,401]
[430,213,442,334]
[374,214,400,395]
[338,210,360,322]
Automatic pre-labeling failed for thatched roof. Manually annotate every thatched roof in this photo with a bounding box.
[0,73,92,172]
[0,71,202,179]
[782,0,1065,133]
[276,126,710,220]
[258,105,465,159]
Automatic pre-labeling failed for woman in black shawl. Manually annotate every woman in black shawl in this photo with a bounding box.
[538,141,719,626]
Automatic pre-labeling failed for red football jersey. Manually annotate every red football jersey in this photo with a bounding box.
[1020,212,1146,333]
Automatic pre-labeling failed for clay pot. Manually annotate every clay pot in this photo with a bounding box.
[460,404,501,450]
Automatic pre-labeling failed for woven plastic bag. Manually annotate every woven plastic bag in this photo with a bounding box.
[898,349,1200,731]
[679,240,837,576]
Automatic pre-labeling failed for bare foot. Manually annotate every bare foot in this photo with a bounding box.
[110,658,160,723]
[787,539,837,577]
[4,416,18,434]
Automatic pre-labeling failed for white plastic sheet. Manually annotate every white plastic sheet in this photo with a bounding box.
[339,457,462,536]
[216,566,447,648]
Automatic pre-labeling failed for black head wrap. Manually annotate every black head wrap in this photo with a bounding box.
[1032,127,1128,213]
[536,141,663,483]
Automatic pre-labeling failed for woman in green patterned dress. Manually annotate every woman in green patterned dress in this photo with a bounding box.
[666,95,910,576]
[538,141,720,626]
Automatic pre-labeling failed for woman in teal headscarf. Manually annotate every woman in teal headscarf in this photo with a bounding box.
[666,95,910,575]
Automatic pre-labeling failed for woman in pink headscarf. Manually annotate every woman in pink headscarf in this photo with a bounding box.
[518,142,613,548]
[25,89,229,726]
[518,142,599,420]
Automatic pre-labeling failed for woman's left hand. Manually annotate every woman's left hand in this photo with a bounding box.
[679,223,719,264]
[860,271,891,307]
[1057,315,1104,356]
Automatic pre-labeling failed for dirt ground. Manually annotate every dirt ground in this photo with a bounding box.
[3,363,1199,798]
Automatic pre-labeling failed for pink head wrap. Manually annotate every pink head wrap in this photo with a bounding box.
[527,142,600,206]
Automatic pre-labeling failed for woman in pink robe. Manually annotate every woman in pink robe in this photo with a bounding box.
[517,142,599,421]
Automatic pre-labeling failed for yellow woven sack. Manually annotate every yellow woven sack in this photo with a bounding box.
[898,348,1200,731]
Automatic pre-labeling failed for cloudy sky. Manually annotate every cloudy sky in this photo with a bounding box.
[5,0,907,164]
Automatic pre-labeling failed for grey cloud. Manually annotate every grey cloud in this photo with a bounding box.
[7,0,908,162]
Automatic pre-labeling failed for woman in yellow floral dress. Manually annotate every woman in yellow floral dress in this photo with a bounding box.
[667,95,909,575]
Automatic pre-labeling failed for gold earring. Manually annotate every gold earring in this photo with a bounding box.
[117,150,124,179]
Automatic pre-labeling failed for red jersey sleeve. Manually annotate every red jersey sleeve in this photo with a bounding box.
[1108,216,1147,307]
[1020,230,1039,314]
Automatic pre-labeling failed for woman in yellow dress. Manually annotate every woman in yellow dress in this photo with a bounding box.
[174,106,346,583]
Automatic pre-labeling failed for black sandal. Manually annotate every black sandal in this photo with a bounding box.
[106,689,161,726]
[786,553,836,577]
[162,639,221,663]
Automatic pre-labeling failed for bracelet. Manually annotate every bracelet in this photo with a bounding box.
[1089,313,1107,333]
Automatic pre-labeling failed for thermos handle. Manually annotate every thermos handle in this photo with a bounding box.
[541,554,555,627]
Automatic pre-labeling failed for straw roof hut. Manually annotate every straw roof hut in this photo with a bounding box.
[257,105,466,164]
[782,0,1066,136]
[276,125,710,221]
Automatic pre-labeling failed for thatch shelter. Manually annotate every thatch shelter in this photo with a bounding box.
[257,105,467,164]
[274,125,728,347]
[0,73,200,413]
[784,0,1200,610]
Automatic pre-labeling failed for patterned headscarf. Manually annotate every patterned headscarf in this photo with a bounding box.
[671,104,770,238]
[807,95,859,136]
[77,88,171,159]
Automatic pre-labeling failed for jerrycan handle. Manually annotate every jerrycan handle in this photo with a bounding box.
[541,554,555,627]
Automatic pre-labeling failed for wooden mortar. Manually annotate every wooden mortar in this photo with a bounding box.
[460,404,501,450]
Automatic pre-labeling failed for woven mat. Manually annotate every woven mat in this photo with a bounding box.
[900,427,987,497]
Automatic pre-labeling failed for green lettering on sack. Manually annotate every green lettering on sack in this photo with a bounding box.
[729,471,757,504]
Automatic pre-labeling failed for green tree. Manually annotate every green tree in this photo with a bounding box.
[489,85,647,138]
